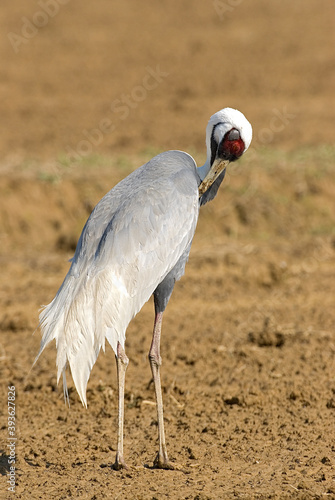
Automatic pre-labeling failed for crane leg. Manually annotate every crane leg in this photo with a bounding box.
[113,341,129,470]
[149,311,174,469]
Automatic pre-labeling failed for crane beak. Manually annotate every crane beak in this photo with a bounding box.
[198,157,230,196]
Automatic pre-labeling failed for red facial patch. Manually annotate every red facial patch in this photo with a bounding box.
[228,138,245,158]
[220,136,245,161]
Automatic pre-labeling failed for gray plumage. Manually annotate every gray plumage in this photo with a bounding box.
[37,151,200,405]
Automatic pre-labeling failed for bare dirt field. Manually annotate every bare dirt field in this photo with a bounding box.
[1,1,335,499]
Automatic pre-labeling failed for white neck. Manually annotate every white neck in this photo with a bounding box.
[197,119,230,181]
[197,158,211,181]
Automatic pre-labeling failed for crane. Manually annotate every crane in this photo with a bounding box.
[35,107,252,470]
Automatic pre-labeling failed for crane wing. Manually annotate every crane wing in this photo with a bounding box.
[36,151,199,405]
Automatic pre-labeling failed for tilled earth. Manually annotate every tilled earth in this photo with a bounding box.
[1,1,335,498]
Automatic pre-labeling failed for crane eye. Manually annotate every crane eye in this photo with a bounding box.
[227,129,240,141]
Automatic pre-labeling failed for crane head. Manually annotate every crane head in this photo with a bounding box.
[198,108,252,195]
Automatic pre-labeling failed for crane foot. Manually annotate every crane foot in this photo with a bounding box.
[112,454,129,471]
[153,452,175,470]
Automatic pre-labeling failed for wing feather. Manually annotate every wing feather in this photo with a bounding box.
[36,151,199,405]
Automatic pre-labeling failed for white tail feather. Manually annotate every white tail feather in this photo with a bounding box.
[35,268,127,407]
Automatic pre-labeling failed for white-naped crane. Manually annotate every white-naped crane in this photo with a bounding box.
[35,108,252,470]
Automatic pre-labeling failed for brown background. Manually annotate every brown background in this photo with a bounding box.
[0,1,335,498]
